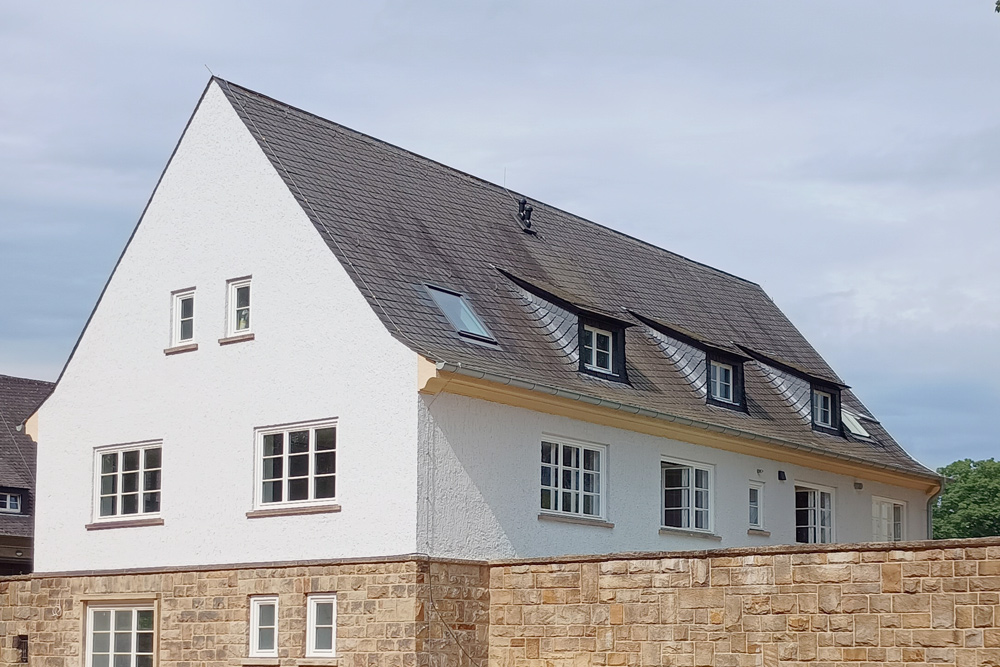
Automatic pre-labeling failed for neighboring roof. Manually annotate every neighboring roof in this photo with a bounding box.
[214,79,936,481]
[0,373,53,538]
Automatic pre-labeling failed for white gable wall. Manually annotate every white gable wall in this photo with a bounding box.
[418,393,930,560]
[34,82,419,572]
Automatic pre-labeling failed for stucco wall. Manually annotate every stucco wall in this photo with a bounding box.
[417,393,930,560]
[33,81,419,573]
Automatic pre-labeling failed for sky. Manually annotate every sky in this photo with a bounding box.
[1,2,997,470]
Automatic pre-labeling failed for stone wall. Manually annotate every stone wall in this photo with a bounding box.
[489,538,1000,667]
[0,557,489,667]
[4,538,1000,666]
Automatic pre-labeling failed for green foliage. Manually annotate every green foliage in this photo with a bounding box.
[933,458,1000,539]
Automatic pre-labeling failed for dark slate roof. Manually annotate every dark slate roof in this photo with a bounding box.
[215,79,936,481]
[0,374,52,538]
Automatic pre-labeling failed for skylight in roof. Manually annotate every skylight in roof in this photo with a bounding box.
[842,410,871,438]
[426,285,496,343]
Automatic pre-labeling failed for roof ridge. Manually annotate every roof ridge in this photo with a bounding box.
[214,78,761,289]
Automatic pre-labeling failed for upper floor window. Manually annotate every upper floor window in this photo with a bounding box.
[255,420,337,507]
[0,491,21,514]
[709,360,733,402]
[94,443,162,520]
[872,497,905,542]
[811,386,841,433]
[582,325,614,374]
[426,285,495,344]
[540,439,604,519]
[795,484,833,543]
[171,289,195,345]
[662,459,712,532]
[227,278,252,336]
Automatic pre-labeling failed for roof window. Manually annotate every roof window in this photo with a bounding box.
[426,285,496,344]
[811,385,841,434]
[578,319,627,381]
[842,410,871,438]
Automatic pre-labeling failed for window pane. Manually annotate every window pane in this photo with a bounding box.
[122,472,139,493]
[180,319,194,341]
[136,656,153,667]
[596,332,611,353]
[314,476,335,499]
[596,350,610,369]
[135,633,153,653]
[263,434,283,457]
[695,469,709,489]
[263,458,283,480]
[93,611,112,632]
[236,286,250,309]
[143,492,160,514]
[796,526,811,543]
[663,509,684,528]
[314,451,336,475]
[122,451,139,472]
[288,478,309,501]
[262,481,281,503]
[315,428,336,451]
[540,488,552,510]
[541,442,553,464]
[583,449,599,471]
[115,610,133,631]
[541,467,551,486]
[315,627,333,651]
[289,454,309,478]
[102,453,118,474]
[101,475,117,495]
[92,632,111,653]
[100,496,116,516]
[289,431,309,454]
[315,602,334,626]
[144,448,161,470]
[180,296,194,319]
[114,654,131,667]
[258,603,275,626]
[92,655,110,667]
[749,506,759,525]
[663,467,687,488]
[236,308,250,331]
[427,287,492,338]
[122,494,139,515]
[258,628,274,652]
[143,470,161,492]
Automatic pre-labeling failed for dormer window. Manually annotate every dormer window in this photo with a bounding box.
[426,285,496,344]
[811,385,841,434]
[706,352,746,411]
[582,325,613,374]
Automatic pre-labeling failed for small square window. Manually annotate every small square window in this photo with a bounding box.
[255,420,337,508]
[227,278,252,336]
[86,605,155,667]
[249,596,278,658]
[426,285,495,343]
[582,325,614,374]
[662,460,713,532]
[0,491,22,514]
[306,594,337,658]
[93,443,162,521]
[540,440,605,519]
[748,481,764,528]
[171,290,195,345]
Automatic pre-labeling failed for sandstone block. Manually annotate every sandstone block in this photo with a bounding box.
[793,565,852,584]
[893,593,931,613]
[882,563,903,593]
[912,629,963,647]
[678,589,724,609]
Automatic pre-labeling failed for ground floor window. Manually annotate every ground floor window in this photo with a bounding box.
[872,497,905,542]
[540,440,604,518]
[250,596,279,657]
[306,594,337,657]
[87,606,155,667]
[795,485,833,543]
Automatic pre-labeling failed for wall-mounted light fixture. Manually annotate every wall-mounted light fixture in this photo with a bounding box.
[854,482,864,490]
[777,470,787,481]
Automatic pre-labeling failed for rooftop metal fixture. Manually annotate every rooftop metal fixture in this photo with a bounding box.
[516,198,536,234]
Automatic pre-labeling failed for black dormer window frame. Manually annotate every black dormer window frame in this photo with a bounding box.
[705,350,747,412]
[810,382,842,435]
[577,316,629,383]
[424,284,498,346]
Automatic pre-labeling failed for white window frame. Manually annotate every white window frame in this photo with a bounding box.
[92,441,162,522]
[171,289,195,345]
[812,390,833,427]
[661,457,714,533]
[795,483,835,544]
[253,418,338,509]
[581,324,615,375]
[0,491,21,513]
[85,604,156,667]
[709,360,735,403]
[540,437,607,520]
[748,480,765,529]
[306,594,338,658]
[249,596,279,658]
[872,496,906,542]
[227,277,252,337]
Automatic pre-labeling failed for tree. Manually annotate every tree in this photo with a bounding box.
[933,458,1000,539]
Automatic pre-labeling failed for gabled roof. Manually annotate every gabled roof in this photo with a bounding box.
[0,373,52,538]
[214,79,936,481]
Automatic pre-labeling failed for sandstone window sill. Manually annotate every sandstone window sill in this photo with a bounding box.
[219,333,255,346]
[86,518,164,531]
[538,512,614,529]
[242,660,279,667]
[163,343,198,356]
[748,528,771,537]
[296,659,339,666]
[246,504,342,519]
[659,526,722,540]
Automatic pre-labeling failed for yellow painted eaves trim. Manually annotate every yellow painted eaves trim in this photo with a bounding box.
[417,357,940,494]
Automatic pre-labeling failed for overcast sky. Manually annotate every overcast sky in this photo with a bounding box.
[2,2,997,470]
